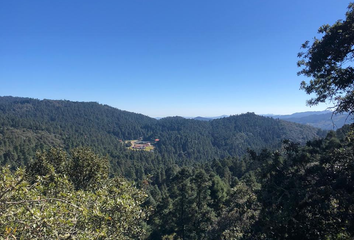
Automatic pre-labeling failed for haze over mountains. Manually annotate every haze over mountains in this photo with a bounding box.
[190,111,352,130]
[266,111,353,130]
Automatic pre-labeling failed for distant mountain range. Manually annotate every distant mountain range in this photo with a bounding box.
[264,110,352,130]
[191,111,352,130]
[264,110,333,119]
[156,115,229,121]
[192,115,229,121]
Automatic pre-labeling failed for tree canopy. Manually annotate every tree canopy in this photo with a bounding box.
[0,148,149,239]
[298,3,354,115]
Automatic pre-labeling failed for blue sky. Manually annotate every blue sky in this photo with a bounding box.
[0,0,351,117]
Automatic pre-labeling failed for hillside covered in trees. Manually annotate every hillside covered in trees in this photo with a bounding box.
[0,96,325,170]
[1,117,353,239]
[2,96,352,239]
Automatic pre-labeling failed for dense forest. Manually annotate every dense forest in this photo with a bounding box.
[1,117,353,239]
[2,2,354,239]
[0,96,325,170]
[1,96,352,239]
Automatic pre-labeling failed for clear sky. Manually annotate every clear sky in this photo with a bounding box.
[0,0,351,117]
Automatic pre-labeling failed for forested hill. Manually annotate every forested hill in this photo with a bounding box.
[0,96,157,139]
[0,96,326,170]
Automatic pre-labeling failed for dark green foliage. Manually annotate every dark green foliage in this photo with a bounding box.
[248,130,354,239]
[26,147,109,191]
[208,180,260,240]
[69,147,109,190]
[191,170,215,240]
[3,97,353,239]
[0,96,326,208]
[148,167,216,240]
[210,113,324,156]
[298,3,354,115]
[210,175,228,212]
[0,97,325,178]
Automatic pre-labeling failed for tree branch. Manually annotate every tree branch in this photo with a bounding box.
[0,177,24,200]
